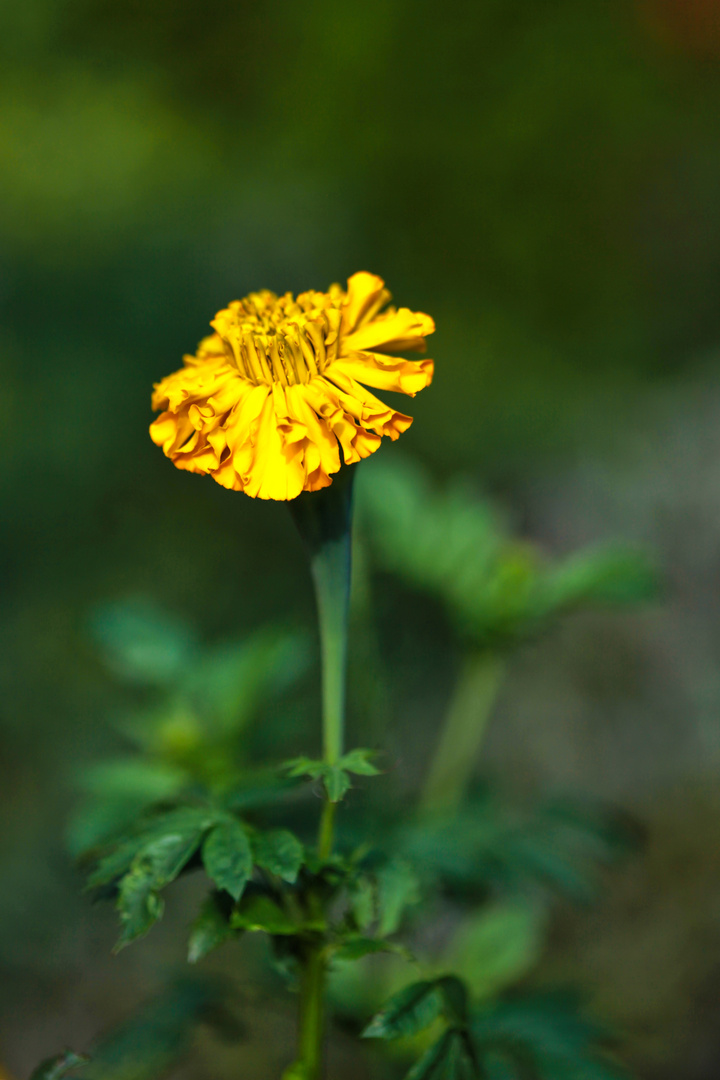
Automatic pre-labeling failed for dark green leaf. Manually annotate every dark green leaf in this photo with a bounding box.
[340,748,381,776]
[202,819,253,901]
[187,892,235,963]
[438,976,469,1026]
[253,829,304,883]
[30,1051,88,1080]
[115,862,164,949]
[362,980,444,1040]
[230,894,299,935]
[141,829,204,886]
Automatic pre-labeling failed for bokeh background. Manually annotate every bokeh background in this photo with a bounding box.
[4,1,720,1077]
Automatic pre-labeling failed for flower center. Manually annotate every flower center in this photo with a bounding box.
[211,288,344,387]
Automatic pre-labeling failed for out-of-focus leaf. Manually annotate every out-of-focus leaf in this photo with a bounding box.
[543,547,658,611]
[185,628,311,734]
[202,819,253,901]
[470,995,628,1080]
[76,760,187,802]
[89,598,197,687]
[349,874,376,931]
[334,936,409,961]
[82,976,236,1080]
[445,903,545,1001]
[252,829,304,883]
[69,760,189,856]
[406,1030,477,1080]
[376,859,420,936]
[359,457,656,649]
[30,1051,88,1080]
[362,980,445,1040]
[188,892,235,963]
[230,894,299,935]
[86,836,148,890]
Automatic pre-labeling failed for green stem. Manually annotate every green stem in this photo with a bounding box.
[288,468,355,1079]
[296,946,326,1079]
[421,650,504,814]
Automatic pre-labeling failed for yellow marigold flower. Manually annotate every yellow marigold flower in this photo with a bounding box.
[150,272,434,501]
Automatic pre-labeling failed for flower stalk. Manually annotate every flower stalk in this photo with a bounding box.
[288,466,355,1078]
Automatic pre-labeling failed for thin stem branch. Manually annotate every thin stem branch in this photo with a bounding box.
[421,650,504,814]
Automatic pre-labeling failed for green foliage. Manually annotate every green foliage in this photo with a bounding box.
[230,893,302,936]
[69,606,312,856]
[358,456,658,649]
[284,748,381,803]
[445,902,545,1002]
[469,995,629,1080]
[202,818,253,902]
[28,977,240,1080]
[399,793,631,904]
[362,980,447,1040]
[84,799,307,951]
[187,891,235,963]
[365,976,626,1080]
[252,829,304,884]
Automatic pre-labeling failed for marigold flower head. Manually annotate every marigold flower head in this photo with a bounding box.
[150,272,434,501]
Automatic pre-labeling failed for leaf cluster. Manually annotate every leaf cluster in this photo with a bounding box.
[283,748,381,802]
[69,605,311,855]
[86,803,304,953]
[357,456,658,649]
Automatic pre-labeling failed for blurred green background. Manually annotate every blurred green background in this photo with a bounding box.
[4,1,720,1077]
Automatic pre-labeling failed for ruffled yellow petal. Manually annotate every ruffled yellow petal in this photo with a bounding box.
[330,351,434,397]
[149,272,435,500]
[343,307,435,354]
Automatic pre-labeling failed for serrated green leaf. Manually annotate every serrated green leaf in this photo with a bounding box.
[340,748,381,776]
[30,1051,89,1080]
[187,891,235,963]
[115,862,165,948]
[143,829,205,885]
[283,756,326,780]
[230,894,299,935]
[253,829,304,883]
[202,819,253,901]
[362,980,444,1040]
[324,765,351,803]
